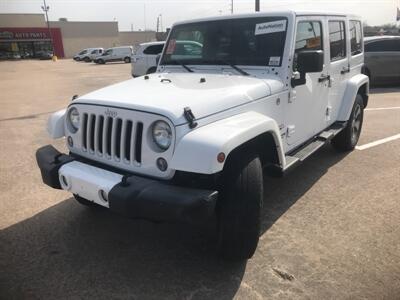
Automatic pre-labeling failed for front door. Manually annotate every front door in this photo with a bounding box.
[286,17,330,149]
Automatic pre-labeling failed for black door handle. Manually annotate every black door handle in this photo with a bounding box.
[341,67,350,74]
[318,74,330,83]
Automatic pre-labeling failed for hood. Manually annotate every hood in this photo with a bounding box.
[75,73,284,125]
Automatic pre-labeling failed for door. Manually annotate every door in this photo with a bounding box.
[144,44,164,70]
[326,18,350,123]
[286,17,330,149]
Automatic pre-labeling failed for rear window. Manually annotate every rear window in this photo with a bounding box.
[143,44,164,55]
[350,20,363,55]
[365,39,400,52]
[329,21,347,61]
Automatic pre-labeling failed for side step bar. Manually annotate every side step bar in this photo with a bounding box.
[275,122,346,175]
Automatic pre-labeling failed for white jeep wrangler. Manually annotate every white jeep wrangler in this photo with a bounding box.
[37,11,369,260]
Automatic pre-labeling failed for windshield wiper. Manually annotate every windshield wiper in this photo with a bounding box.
[165,59,194,73]
[208,59,250,76]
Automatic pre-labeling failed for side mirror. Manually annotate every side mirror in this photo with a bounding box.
[156,54,161,64]
[292,50,324,87]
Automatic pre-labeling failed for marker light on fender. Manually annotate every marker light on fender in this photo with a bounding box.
[217,152,226,163]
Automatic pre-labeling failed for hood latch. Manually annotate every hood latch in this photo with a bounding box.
[183,107,198,129]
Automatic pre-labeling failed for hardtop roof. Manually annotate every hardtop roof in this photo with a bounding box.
[173,10,361,26]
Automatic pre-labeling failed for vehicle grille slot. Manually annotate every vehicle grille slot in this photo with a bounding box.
[114,118,123,159]
[105,117,113,156]
[135,122,143,163]
[97,115,104,154]
[124,120,133,161]
[88,114,96,152]
[82,113,88,150]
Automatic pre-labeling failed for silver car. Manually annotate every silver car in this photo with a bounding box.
[363,36,400,85]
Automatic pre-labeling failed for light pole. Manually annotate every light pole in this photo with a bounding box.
[231,0,233,14]
[255,0,260,12]
[41,0,54,55]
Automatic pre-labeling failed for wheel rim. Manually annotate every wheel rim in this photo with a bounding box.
[351,104,362,144]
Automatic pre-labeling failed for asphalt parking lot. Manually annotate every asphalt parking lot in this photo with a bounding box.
[0,59,399,299]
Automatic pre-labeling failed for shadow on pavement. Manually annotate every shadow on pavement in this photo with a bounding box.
[0,145,348,299]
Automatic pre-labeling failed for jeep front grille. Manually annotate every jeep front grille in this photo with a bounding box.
[81,113,143,164]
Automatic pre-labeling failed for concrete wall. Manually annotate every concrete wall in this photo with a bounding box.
[0,14,46,28]
[50,20,119,58]
[118,31,157,47]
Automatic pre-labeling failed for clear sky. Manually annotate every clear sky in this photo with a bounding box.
[0,0,399,31]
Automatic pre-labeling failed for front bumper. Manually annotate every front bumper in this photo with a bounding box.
[36,145,217,223]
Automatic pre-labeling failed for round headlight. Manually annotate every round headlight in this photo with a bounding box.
[152,120,172,150]
[68,107,80,132]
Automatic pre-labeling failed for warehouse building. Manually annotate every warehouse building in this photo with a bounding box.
[0,13,159,59]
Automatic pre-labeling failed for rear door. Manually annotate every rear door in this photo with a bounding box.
[326,17,349,124]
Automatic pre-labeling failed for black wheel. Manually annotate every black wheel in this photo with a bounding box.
[73,194,98,207]
[124,57,131,63]
[332,94,364,151]
[98,59,105,64]
[75,57,81,61]
[146,67,157,74]
[217,151,263,260]
[84,56,91,62]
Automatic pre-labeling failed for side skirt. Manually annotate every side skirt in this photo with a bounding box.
[266,121,347,177]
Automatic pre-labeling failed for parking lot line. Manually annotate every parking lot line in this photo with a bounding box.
[356,133,400,150]
[365,107,400,111]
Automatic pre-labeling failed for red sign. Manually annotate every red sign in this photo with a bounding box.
[0,27,65,58]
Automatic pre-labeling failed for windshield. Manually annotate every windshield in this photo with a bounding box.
[79,50,88,55]
[161,17,288,67]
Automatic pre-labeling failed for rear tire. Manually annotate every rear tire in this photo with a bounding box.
[331,94,364,151]
[83,56,91,62]
[74,194,97,207]
[97,59,105,64]
[217,151,263,261]
[124,57,131,63]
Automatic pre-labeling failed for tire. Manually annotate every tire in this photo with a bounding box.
[97,59,105,64]
[73,194,98,207]
[217,151,263,260]
[331,94,364,151]
[124,57,131,63]
[75,57,81,61]
[83,56,91,62]
[146,67,157,74]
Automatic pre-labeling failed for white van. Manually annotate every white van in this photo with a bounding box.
[93,46,133,64]
[73,48,103,62]
[131,41,165,77]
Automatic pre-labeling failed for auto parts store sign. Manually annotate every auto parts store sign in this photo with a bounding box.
[0,30,49,40]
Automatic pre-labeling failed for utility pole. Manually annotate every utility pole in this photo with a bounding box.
[231,0,233,14]
[41,0,54,54]
[255,0,260,12]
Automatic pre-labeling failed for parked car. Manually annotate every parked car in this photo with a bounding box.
[132,41,203,77]
[363,36,400,85]
[131,41,165,77]
[36,50,53,60]
[73,48,103,62]
[37,11,369,261]
[93,46,133,64]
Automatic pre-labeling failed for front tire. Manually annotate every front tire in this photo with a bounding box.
[83,56,91,62]
[332,94,364,151]
[217,152,263,260]
[124,57,131,63]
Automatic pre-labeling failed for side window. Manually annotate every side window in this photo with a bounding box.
[350,20,362,55]
[365,40,400,52]
[295,21,323,52]
[144,45,164,55]
[293,21,322,71]
[329,21,346,61]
